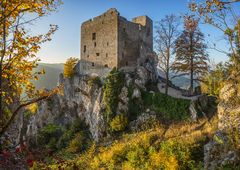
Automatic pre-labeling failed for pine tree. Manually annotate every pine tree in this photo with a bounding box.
[173,15,209,95]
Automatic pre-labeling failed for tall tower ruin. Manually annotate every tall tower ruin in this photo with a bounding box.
[77,8,154,77]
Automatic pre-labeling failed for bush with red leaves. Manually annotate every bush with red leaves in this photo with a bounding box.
[0,144,35,169]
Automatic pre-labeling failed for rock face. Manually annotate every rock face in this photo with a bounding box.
[26,75,105,142]
[204,83,240,169]
[129,111,158,132]
[189,95,211,121]
[26,61,158,143]
[25,58,213,145]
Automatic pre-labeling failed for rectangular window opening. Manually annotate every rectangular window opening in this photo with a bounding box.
[83,45,86,53]
[96,53,100,56]
[92,33,96,40]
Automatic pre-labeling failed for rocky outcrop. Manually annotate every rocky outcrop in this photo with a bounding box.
[204,83,240,169]
[25,60,158,143]
[189,95,213,121]
[25,58,214,145]
[26,75,105,143]
[129,110,158,132]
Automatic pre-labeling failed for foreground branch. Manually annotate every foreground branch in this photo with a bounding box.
[0,92,54,137]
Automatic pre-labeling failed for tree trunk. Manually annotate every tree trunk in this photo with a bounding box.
[0,63,2,117]
[0,14,6,118]
[190,56,194,96]
[165,70,169,95]
[190,33,194,96]
[165,48,170,95]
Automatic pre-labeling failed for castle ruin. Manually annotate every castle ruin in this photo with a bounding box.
[76,8,154,76]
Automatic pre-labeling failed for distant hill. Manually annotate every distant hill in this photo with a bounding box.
[34,64,199,90]
[32,63,64,90]
[171,76,199,89]
[157,67,199,89]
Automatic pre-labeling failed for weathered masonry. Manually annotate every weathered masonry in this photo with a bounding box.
[76,8,154,76]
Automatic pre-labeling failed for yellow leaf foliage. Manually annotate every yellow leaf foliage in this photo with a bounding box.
[63,57,78,78]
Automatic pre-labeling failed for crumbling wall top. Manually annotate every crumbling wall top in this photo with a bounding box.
[132,15,152,27]
[82,8,120,26]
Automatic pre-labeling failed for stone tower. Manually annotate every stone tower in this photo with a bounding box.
[77,8,154,77]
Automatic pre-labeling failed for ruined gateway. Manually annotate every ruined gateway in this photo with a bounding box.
[76,8,155,77]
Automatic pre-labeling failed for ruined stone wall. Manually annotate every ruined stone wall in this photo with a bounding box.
[118,15,153,69]
[132,16,153,51]
[80,9,119,75]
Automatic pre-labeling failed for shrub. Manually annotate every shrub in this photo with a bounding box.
[160,139,195,169]
[142,91,191,121]
[128,85,143,121]
[67,132,84,153]
[26,103,38,114]
[110,114,128,132]
[87,76,102,87]
[63,57,78,78]
[37,124,63,151]
[57,119,91,150]
[200,63,227,97]
[103,68,125,125]
[149,150,179,170]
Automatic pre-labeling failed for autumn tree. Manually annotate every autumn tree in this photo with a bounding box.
[190,0,240,67]
[155,15,180,94]
[201,62,227,96]
[63,57,79,78]
[0,0,62,136]
[190,0,240,96]
[173,15,209,95]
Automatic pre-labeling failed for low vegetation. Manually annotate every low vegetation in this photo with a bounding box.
[36,119,92,156]
[31,116,218,169]
[142,91,191,121]
[201,62,227,97]
[110,114,128,132]
[87,76,102,87]
[103,68,125,131]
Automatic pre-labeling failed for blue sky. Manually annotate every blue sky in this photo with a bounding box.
[31,0,236,63]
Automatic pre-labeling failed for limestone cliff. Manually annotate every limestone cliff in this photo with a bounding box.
[26,61,157,143]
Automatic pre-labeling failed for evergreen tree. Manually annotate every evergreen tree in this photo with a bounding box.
[173,15,209,95]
